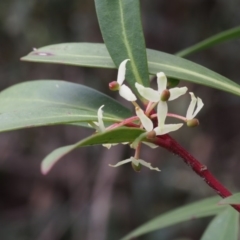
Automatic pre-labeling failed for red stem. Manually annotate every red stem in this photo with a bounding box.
[153,134,240,212]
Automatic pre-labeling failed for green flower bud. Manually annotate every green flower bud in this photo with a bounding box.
[187,118,199,127]
[132,161,142,172]
[109,81,120,91]
[160,89,170,101]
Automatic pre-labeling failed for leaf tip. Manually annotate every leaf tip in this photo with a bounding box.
[40,157,57,175]
[40,161,51,175]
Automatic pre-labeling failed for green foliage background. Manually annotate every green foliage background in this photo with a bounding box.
[0,1,240,239]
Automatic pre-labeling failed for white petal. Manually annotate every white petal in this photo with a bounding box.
[97,105,105,132]
[137,159,161,171]
[143,142,159,148]
[109,158,132,167]
[103,144,112,149]
[186,92,197,120]
[135,82,159,102]
[154,123,183,135]
[135,107,153,131]
[103,143,119,149]
[117,59,130,85]
[88,121,99,130]
[119,84,137,101]
[157,101,168,128]
[157,72,167,93]
[169,87,188,101]
[192,97,204,118]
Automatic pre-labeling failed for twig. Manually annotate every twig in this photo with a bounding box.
[153,134,240,212]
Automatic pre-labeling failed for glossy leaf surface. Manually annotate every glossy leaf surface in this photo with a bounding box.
[41,127,144,174]
[200,208,239,240]
[121,196,225,240]
[218,193,240,205]
[22,43,240,96]
[0,80,132,132]
[95,0,149,89]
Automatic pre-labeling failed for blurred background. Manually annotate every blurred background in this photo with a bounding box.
[0,0,240,239]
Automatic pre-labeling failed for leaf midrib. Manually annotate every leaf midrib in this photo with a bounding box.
[0,98,126,120]
[118,0,143,85]
[0,111,122,123]
[24,49,240,93]
[149,61,240,94]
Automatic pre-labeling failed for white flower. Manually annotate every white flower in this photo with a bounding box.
[117,59,137,101]
[135,72,187,103]
[109,156,160,171]
[154,101,183,135]
[186,92,204,120]
[132,106,183,148]
[136,106,183,136]
[135,107,153,132]
[90,105,111,149]
[95,105,105,132]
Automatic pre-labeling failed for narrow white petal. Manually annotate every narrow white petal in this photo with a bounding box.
[135,107,153,131]
[157,101,168,128]
[169,87,188,101]
[186,92,197,120]
[117,59,130,85]
[135,82,159,102]
[137,159,161,171]
[109,158,132,167]
[154,123,183,135]
[157,72,167,93]
[97,105,105,132]
[143,142,159,148]
[88,121,99,131]
[103,143,119,149]
[103,144,112,149]
[119,84,137,101]
[192,97,204,118]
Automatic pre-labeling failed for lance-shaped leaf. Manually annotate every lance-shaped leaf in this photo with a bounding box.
[121,196,225,240]
[94,0,149,90]
[0,80,132,132]
[41,127,144,174]
[200,208,239,240]
[218,193,240,205]
[21,43,240,97]
[176,25,240,57]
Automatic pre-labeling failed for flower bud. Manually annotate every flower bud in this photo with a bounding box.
[109,81,120,91]
[160,89,170,101]
[186,118,199,127]
[167,78,180,88]
[132,161,142,172]
[146,130,156,139]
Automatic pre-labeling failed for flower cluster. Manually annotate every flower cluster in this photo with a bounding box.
[94,59,204,172]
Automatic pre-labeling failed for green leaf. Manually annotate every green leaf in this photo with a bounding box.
[41,127,144,174]
[121,196,225,240]
[0,80,132,132]
[200,208,239,240]
[21,43,240,97]
[21,43,116,68]
[218,193,240,205]
[94,0,149,90]
[176,26,240,57]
